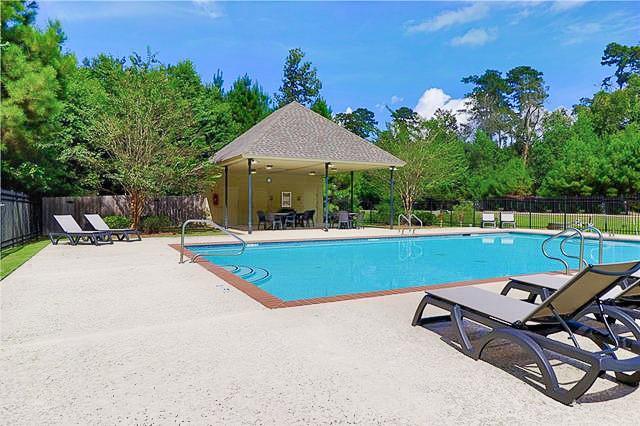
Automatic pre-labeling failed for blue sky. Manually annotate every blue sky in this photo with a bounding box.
[37,1,639,124]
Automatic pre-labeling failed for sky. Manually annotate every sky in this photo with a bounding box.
[36,1,640,124]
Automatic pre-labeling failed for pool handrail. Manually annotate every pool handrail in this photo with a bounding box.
[179,219,246,264]
[559,231,588,271]
[582,224,604,264]
[542,227,585,274]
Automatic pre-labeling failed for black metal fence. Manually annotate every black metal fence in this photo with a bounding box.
[363,196,640,235]
[1,190,42,249]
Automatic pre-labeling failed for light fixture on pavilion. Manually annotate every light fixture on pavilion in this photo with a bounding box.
[265,164,273,170]
[308,171,316,176]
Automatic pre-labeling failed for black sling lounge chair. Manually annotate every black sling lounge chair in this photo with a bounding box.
[412,261,640,405]
[85,214,141,242]
[50,215,113,246]
[500,270,640,322]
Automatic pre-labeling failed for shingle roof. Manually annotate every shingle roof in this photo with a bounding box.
[212,102,405,167]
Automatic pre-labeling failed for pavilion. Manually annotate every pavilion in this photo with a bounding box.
[208,101,405,233]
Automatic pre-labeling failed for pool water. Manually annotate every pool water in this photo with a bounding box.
[188,233,640,302]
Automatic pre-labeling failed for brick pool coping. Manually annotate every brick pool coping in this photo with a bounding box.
[169,232,567,309]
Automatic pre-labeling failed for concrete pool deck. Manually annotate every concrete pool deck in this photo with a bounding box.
[2,227,639,424]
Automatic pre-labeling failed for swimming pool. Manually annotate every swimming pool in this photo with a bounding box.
[186,233,640,305]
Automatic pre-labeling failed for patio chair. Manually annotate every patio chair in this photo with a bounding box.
[284,212,296,229]
[412,261,640,405]
[481,212,496,228]
[84,214,141,242]
[267,213,282,230]
[302,210,315,228]
[337,211,351,229]
[256,210,268,230]
[500,211,516,228]
[50,215,113,246]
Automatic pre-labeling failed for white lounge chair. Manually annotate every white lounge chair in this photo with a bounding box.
[500,211,516,228]
[85,214,141,242]
[50,215,113,246]
[481,212,496,228]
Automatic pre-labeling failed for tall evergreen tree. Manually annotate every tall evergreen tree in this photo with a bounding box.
[226,74,271,133]
[310,97,332,119]
[1,0,77,194]
[274,48,322,107]
[601,42,640,89]
[506,66,548,163]
[334,108,378,139]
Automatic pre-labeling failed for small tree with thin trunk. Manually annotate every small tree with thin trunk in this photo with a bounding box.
[90,64,216,228]
[377,114,467,222]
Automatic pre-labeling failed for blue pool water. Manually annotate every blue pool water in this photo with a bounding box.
[188,233,640,302]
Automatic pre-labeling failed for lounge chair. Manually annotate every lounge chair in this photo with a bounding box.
[412,261,640,405]
[84,214,141,242]
[50,215,113,246]
[500,211,516,228]
[501,270,640,320]
[481,212,496,228]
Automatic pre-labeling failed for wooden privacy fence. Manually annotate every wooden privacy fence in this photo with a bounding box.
[41,195,211,234]
[1,190,41,249]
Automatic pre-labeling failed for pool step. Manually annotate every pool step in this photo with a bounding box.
[220,265,271,285]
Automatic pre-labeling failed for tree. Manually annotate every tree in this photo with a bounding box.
[461,70,513,146]
[582,74,640,136]
[377,117,467,218]
[601,42,640,89]
[539,113,602,196]
[274,48,322,107]
[506,66,548,163]
[226,74,271,133]
[334,108,378,139]
[601,124,640,196]
[89,64,216,227]
[1,0,77,194]
[529,109,573,189]
[310,97,332,119]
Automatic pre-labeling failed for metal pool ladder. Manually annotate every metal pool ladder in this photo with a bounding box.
[398,213,423,235]
[179,219,246,264]
[542,225,604,274]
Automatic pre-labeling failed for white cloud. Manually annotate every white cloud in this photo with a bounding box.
[414,88,470,125]
[551,1,589,13]
[390,95,404,105]
[192,0,223,19]
[406,3,489,33]
[345,107,353,114]
[451,28,497,47]
[563,22,601,45]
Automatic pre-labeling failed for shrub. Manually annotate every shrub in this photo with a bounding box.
[412,210,436,226]
[140,215,172,234]
[103,215,131,229]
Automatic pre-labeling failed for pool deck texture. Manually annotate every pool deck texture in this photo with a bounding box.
[2,227,640,424]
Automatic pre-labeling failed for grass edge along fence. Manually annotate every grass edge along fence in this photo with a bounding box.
[1,190,41,249]
[362,196,640,236]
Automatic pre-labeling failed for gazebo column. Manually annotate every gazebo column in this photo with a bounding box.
[247,158,253,234]
[323,162,329,231]
[389,167,395,229]
[223,166,229,229]
[350,171,354,213]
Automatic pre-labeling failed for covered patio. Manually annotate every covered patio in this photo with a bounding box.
[208,102,405,233]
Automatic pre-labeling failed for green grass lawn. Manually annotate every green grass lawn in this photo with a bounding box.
[1,239,50,280]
